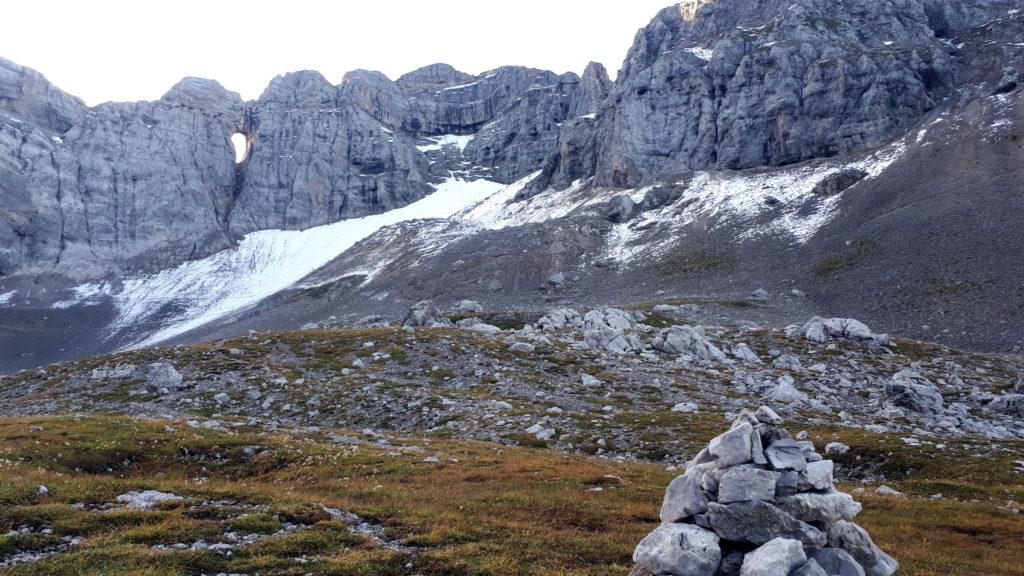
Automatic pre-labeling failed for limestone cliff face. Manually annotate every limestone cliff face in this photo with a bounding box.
[1,66,244,277]
[0,59,597,277]
[533,0,1016,191]
[227,71,430,235]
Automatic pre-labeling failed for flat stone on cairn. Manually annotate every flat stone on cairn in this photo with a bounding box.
[631,407,898,576]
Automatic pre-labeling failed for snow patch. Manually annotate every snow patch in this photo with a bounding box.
[459,174,611,230]
[417,134,474,153]
[51,284,113,309]
[0,290,15,306]
[602,142,907,264]
[685,46,714,61]
[80,178,504,349]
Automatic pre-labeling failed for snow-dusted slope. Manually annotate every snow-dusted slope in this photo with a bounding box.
[58,177,506,349]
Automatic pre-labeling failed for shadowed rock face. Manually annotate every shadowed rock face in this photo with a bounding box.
[534,0,1015,190]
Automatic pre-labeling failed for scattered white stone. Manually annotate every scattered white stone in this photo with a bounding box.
[875,485,906,498]
[116,490,183,510]
[824,442,850,454]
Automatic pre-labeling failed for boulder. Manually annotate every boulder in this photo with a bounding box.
[706,501,826,547]
[708,423,753,467]
[716,466,780,504]
[467,323,502,335]
[799,460,834,492]
[767,381,808,404]
[509,342,536,353]
[661,474,709,523]
[402,300,452,328]
[142,363,183,390]
[797,317,887,348]
[810,548,866,576]
[537,308,583,330]
[883,370,944,415]
[584,328,639,354]
[450,300,483,313]
[739,538,806,576]
[654,325,726,361]
[776,491,862,524]
[583,308,637,331]
[731,343,761,363]
[633,523,721,576]
[826,521,899,576]
[764,438,808,471]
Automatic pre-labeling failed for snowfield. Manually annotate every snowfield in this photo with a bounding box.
[58,177,505,349]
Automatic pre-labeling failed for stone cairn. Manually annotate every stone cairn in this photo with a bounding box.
[631,407,898,576]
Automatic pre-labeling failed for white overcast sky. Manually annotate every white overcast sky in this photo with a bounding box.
[0,0,673,106]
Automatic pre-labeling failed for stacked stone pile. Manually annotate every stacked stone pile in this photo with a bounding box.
[632,407,898,576]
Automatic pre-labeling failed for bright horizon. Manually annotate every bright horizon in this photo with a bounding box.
[1,0,673,106]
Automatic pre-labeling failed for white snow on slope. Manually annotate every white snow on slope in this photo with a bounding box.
[67,177,504,349]
[0,290,15,306]
[451,140,905,267]
[51,283,112,309]
[686,47,714,61]
[417,134,474,153]
[605,141,907,264]
[459,174,614,229]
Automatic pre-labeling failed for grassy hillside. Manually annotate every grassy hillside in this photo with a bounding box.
[0,415,1020,576]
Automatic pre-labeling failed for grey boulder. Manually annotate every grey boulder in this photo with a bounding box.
[765,438,808,471]
[810,548,867,576]
[883,370,944,416]
[654,326,726,361]
[775,491,862,524]
[706,501,826,547]
[402,300,452,328]
[739,538,806,576]
[633,523,721,576]
[661,473,710,523]
[716,466,780,504]
[826,521,899,576]
[708,423,753,467]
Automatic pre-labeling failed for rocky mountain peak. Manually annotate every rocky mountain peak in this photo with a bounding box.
[678,0,716,21]
[568,61,612,117]
[0,56,86,133]
[396,63,475,94]
[161,77,243,115]
[257,70,337,106]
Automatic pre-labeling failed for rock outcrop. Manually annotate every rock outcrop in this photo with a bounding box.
[632,408,897,576]
[532,0,1011,191]
[787,318,888,348]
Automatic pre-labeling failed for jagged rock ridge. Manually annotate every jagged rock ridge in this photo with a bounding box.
[529,0,1018,193]
[0,57,610,278]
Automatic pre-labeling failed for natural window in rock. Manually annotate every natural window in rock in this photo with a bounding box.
[231,133,248,164]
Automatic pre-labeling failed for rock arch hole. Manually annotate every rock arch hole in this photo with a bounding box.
[231,132,249,164]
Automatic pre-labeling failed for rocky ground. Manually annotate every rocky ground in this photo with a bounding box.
[0,300,1022,574]
[3,299,1022,455]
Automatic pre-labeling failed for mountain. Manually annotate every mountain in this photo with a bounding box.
[1,0,1023,372]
